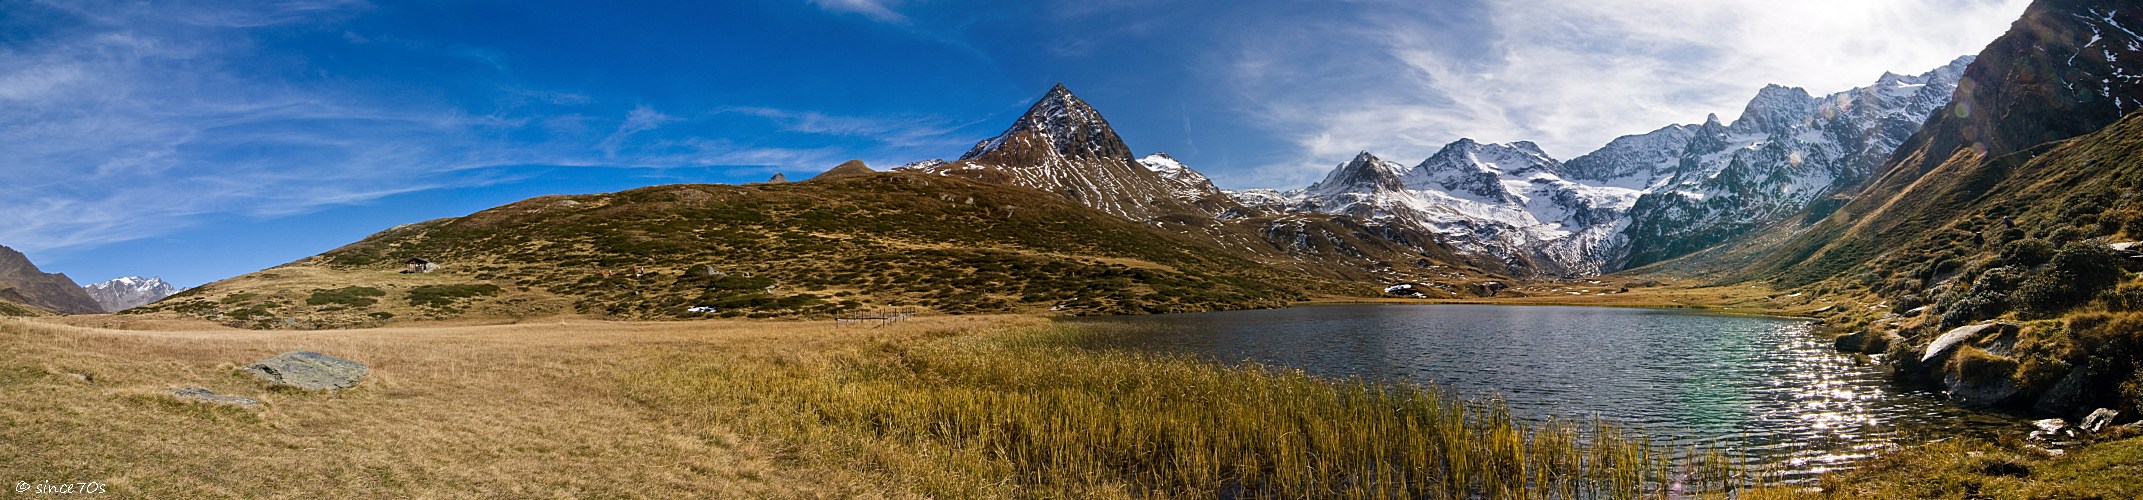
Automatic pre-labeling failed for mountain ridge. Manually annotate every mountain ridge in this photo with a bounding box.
[0,244,104,314]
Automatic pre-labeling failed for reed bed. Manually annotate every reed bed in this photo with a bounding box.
[628,325,1756,498]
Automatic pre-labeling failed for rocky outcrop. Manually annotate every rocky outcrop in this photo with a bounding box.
[2080,408,2120,433]
[170,387,260,407]
[243,351,368,390]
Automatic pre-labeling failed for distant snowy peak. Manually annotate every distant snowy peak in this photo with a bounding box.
[1561,124,1696,188]
[1306,151,1409,197]
[896,159,947,171]
[1618,57,1976,268]
[1137,152,1225,203]
[1409,139,1558,202]
[83,276,179,312]
[1730,84,1818,134]
[1138,152,1216,189]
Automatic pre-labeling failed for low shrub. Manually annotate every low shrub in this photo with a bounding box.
[407,284,503,308]
[306,287,385,307]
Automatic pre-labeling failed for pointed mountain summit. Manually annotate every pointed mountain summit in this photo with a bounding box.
[1306,151,1409,198]
[811,159,875,181]
[912,84,1208,221]
[1408,139,1559,203]
[0,244,103,314]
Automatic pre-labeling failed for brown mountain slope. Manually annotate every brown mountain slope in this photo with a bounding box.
[809,159,875,181]
[0,245,103,314]
[140,173,1334,329]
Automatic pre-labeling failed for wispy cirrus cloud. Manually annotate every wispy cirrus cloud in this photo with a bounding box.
[1226,0,2030,188]
[807,0,909,24]
[0,1,886,254]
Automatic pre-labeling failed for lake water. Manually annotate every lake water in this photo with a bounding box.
[1067,304,2025,479]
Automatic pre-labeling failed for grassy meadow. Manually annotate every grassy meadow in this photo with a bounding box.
[1,314,1765,498]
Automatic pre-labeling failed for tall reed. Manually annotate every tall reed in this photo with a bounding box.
[628,324,1756,498]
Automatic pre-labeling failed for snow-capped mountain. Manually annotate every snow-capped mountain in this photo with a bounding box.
[1615,57,1972,267]
[83,276,180,312]
[902,84,1209,220]
[1278,144,1640,276]
[1137,152,1223,203]
[1246,58,1971,276]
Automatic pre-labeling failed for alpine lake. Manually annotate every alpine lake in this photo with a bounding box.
[1067,304,2028,481]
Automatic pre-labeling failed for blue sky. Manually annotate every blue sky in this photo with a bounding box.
[1,0,2027,287]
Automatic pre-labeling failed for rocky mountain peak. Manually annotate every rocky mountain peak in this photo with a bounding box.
[1307,151,1409,197]
[959,83,1132,163]
[1731,84,1817,134]
[1561,124,1698,187]
[916,84,1210,221]
[1410,139,1549,202]
[83,276,180,312]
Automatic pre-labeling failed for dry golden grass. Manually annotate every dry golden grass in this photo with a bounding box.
[3,313,1749,498]
[0,315,989,498]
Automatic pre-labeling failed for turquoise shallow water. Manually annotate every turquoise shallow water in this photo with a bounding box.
[1067,303,2026,479]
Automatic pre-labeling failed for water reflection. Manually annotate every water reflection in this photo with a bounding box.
[1068,304,2023,479]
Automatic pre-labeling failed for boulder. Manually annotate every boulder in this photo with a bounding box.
[1836,331,1900,354]
[170,387,260,407]
[1944,359,2022,407]
[1902,305,1931,318]
[1834,331,1871,353]
[243,351,367,390]
[2081,408,2121,433]
[2034,366,2089,416]
[1922,323,2016,365]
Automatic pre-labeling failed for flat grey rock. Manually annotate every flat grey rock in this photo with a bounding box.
[243,351,367,390]
[1922,323,2010,363]
[170,387,259,407]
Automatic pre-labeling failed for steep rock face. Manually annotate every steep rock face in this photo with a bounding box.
[1618,56,1974,268]
[906,84,1207,221]
[0,245,103,314]
[83,276,179,312]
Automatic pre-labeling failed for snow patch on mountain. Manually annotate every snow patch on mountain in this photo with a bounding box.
[1137,152,1224,204]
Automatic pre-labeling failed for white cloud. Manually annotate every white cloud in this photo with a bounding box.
[597,105,681,157]
[808,0,908,24]
[1228,0,2030,188]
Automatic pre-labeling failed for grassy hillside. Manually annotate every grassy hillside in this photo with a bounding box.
[0,297,48,317]
[1720,112,2143,418]
[140,173,1327,329]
